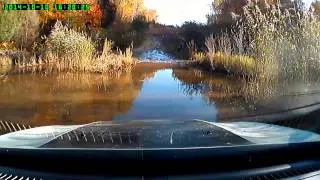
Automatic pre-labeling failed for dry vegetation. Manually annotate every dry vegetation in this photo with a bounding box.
[191,5,320,85]
[44,22,134,73]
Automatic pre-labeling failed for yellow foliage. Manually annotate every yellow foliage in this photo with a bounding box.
[141,9,157,23]
[193,51,257,76]
[209,52,256,75]
[113,0,157,23]
[0,42,16,50]
[193,52,206,62]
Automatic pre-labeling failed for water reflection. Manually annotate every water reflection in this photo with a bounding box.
[114,69,217,121]
[0,63,218,127]
[173,67,320,121]
[2,63,320,129]
[172,68,255,119]
[0,65,155,127]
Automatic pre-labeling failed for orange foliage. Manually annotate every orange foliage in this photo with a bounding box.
[141,9,157,23]
[33,0,102,28]
[112,0,157,23]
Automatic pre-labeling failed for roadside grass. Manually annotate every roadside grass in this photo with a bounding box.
[190,5,320,84]
[193,51,256,77]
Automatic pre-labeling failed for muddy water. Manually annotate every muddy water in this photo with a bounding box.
[1,63,320,129]
[0,63,250,127]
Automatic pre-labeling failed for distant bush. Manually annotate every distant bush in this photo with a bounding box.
[182,21,209,52]
[106,22,146,51]
[131,15,149,32]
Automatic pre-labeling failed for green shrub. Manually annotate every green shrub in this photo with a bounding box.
[46,21,95,71]
[131,15,149,32]
[15,11,40,49]
[181,21,208,52]
[106,24,145,50]
[0,1,39,49]
[0,10,22,42]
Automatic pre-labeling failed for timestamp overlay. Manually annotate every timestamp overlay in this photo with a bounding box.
[1,4,90,10]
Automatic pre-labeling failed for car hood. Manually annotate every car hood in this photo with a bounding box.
[0,120,319,149]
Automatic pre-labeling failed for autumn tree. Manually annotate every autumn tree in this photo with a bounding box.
[207,0,302,25]
[35,0,102,28]
[98,0,117,28]
[140,9,157,23]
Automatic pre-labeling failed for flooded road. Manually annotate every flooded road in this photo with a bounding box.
[1,62,320,131]
[114,69,217,121]
[0,63,225,127]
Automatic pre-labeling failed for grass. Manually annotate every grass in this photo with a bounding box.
[192,52,206,62]
[191,4,320,84]
[186,5,320,106]
[207,52,256,76]
[91,39,134,72]
[244,6,320,85]
[192,46,256,77]
[191,27,258,77]
[44,21,134,73]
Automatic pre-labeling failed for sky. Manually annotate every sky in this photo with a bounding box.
[144,0,314,26]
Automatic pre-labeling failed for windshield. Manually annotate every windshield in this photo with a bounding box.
[0,0,320,149]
